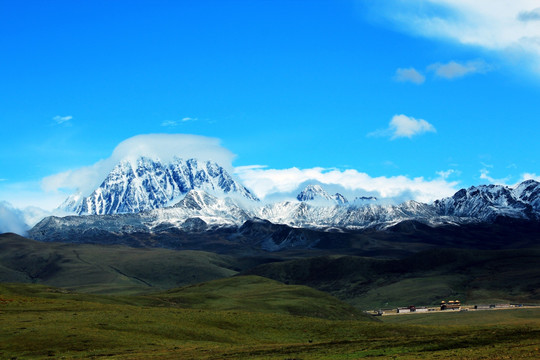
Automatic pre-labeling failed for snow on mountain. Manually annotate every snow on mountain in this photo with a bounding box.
[513,179,540,211]
[352,196,378,205]
[59,157,258,215]
[433,181,540,221]
[296,185,348,205]
[334,193,349,205]
[255,198,442,230]
[32,190,251,241]
[154,190,251,228]
[33,180,540,247]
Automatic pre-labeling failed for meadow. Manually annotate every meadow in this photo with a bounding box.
[1,281,539,359]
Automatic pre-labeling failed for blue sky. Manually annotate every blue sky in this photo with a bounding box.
[1,0,540,212]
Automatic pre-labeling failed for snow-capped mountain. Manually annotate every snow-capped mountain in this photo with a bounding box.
[352,196,378,204]
[32,190,251,242]
[255,199,442,230]
[513,179,540,212]
[60,157,258,215]
[32,180,540,250]
[296,185,348,204]
[433,180,540,221]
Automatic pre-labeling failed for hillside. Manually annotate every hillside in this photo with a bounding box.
[2,232,539,309]
[244,247,540,309]
[148,275,370,320]
[0,233,266,294]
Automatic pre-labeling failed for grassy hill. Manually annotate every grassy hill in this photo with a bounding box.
[0,275,373,321]
[3,232,539,309]
[0,233,267,294]
[147,275,370,320]
[245,248,540,309]
[0,282,539,359]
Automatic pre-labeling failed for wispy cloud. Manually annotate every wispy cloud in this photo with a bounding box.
[394,67,425,84]
[396,60,491,83]
[161,120,178,127]
[369,114,436,140]
[520,172,540,182]
[370,1,540,74]
[479,168,510,184]
[53,115,73,124]
[428,60,492,79]
[161,117,198,127]
[518,8,540,22]
[436,169,461,179]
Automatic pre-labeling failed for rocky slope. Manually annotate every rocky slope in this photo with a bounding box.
[60,157,258,215]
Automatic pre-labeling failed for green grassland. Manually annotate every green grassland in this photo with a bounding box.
[2,231,540,358]
[147,275,370,320]
[1,281,539,359]
[0,275,372,321]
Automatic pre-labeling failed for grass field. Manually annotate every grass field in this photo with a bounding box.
[1,282,540,359]
[148,275,371,320]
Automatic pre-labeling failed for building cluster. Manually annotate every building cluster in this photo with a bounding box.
[396,305,429,313]
[440,300,461,310]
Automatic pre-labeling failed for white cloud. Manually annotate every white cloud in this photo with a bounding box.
[428,60,492,79]
[0,181,73,211]
[161,117,198,127]
[390,115,436,139]
[394,67,425,84]
[369,1,540,74]
[161,120,178,127]
[53,115,72,124]
[41,134,235,197]
[436,169,461,179]
[369,114,436,139]
[520,172,540,181]
[0,201,28,235]
[479,168,511,185]
[235,166,458,203]
[518,8,540,22]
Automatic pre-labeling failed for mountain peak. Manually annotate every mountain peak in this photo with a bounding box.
[434,180,538,220]
[59,156,258,215]
[174,190,218,210]
[296,185,348,205]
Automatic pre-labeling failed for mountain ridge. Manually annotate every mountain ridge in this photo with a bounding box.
[60,157,258,215]
[29,155,540,252]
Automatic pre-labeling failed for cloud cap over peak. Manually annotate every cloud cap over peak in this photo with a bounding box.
[110,134,234,165]
[41,134,235,197]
